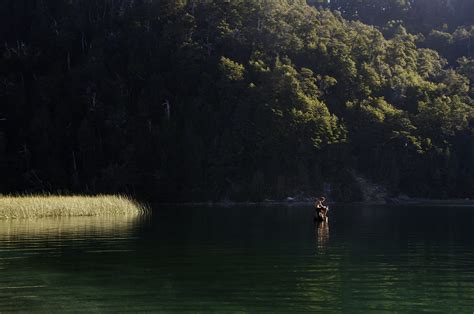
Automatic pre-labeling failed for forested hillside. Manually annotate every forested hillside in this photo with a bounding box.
[312,0,474,33]
[311,0,474,64]
[1,0,473,201]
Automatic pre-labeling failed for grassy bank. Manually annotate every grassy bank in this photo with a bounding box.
[0,195,147,219]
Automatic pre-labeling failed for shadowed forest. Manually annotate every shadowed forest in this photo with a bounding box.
[1,0,473,202]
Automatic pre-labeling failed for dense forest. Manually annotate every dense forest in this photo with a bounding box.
[312,0,474,32]
[1,0,473,202]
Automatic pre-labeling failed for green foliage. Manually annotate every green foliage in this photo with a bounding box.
[219,57,245,81]
[0,0,473,201]
[313,0,474,35]
[417,96,473,139]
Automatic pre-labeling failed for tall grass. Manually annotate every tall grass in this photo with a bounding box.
[0,194,147,219]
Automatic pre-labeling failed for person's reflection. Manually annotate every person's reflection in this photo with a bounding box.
[316,221,329,250]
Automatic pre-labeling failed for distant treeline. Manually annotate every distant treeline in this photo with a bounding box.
[310,0,474,33]
[0,0,473,202]
[310,0,474,64]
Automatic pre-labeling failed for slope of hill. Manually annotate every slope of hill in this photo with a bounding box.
[1,0,473,201]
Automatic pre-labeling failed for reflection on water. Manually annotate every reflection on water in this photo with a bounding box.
[0,216,141,239]
[315,221,330,251]
[1,205,474,312]
[0,216,142,312]
[0,216,142,241]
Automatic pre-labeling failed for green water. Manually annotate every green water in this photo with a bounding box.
[1,205,474,312]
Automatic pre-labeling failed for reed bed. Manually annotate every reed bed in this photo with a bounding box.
[0,195,147,219]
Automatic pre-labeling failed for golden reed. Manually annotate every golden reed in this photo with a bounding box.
[0,194,147,219]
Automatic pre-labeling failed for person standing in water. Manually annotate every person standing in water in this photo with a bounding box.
[315,196,329,221]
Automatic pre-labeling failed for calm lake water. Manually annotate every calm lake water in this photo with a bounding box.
[1,204,474,312]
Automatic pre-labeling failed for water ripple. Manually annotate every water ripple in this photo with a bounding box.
[1,205,474,312]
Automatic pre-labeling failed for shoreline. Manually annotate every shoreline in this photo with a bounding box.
[156,198,474,207]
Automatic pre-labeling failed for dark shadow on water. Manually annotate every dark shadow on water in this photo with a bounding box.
[2,204,474,312]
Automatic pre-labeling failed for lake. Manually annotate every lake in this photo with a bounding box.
[1,204,474,312]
